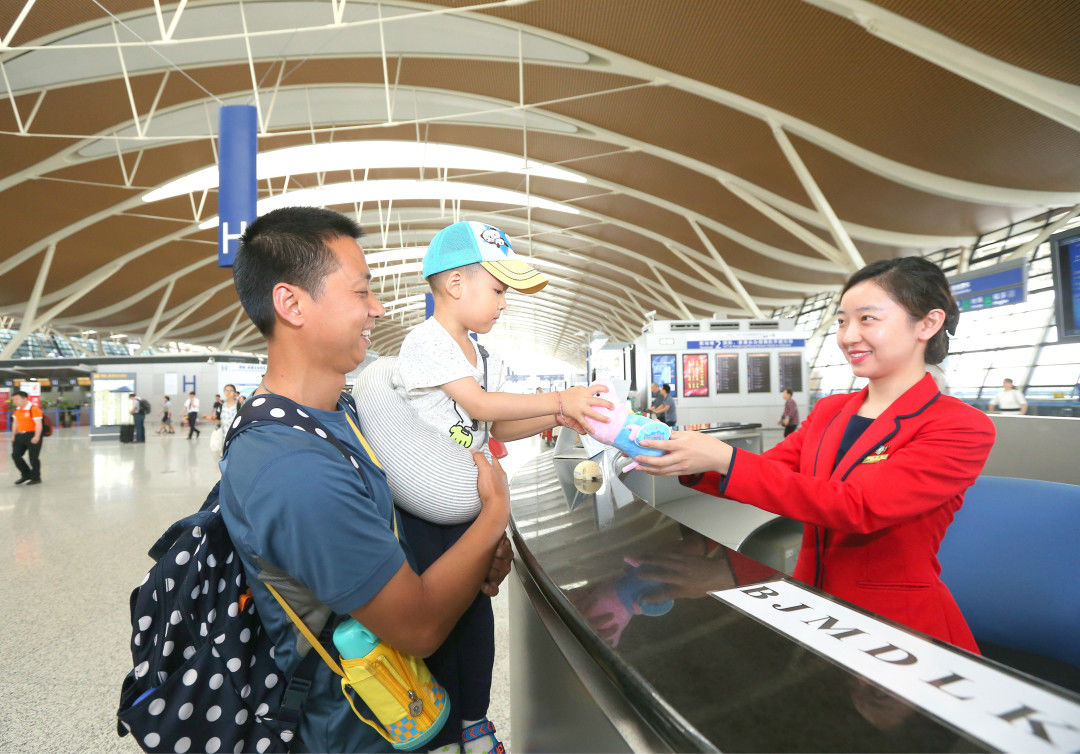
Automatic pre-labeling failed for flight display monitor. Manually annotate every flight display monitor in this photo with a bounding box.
[715,352,740,394]
[651,354,677,394]
[746,352,771,393]
[1049,228,1080,343]
[682,353,709,396]
[778,352,803,393]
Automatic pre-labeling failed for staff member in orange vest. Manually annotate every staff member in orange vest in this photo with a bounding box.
[10,390,44,485]
[635,257,995,652]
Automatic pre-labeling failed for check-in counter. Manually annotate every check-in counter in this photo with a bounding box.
[508,440,1080,753]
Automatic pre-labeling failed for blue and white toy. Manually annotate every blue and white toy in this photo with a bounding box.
[587,379,671,471]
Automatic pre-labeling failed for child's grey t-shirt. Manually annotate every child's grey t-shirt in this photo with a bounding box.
[370,316,503,524]
[394,317,503,452]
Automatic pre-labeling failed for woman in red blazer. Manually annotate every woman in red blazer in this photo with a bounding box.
[636,257,995,652]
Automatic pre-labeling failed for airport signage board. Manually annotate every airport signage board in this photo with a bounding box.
[713,579,1080,753]
[687,337,806,349]
[949,259,1027,312]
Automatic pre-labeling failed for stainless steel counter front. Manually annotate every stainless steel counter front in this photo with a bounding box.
[508,447,1080,753]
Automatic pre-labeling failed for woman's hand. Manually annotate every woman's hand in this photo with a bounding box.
[634,430,734,476]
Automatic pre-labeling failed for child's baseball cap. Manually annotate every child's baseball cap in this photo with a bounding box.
[422,221,548,293]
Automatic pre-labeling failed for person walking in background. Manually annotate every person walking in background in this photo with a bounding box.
[158,396,174,434]
[10,390,43,485]
[778,388,799,437]
[988,377,1027,414]
[216,384,240,431]
[183,391,200,439]
[129,394,147,443]
[212,393,223,423]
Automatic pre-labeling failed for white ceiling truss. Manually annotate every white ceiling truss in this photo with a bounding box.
[1,0,1077,363]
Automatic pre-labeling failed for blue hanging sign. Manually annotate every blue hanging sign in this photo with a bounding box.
[217,105,258,267]
[949,259,1027,313]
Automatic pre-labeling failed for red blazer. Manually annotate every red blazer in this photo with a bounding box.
[686,374,994,652]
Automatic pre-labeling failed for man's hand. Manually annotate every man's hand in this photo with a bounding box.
[473,452,509,531]
[30,435,41,445]
[481,534,513,596]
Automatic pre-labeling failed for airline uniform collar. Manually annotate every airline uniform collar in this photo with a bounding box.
[819,373,941,480]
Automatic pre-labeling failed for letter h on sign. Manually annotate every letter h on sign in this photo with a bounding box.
[217,105,258,268]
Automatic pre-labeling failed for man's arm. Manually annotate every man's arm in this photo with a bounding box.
[349,453,510,657]
[31,416,42,443]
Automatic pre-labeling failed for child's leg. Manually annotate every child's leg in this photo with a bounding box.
[398,509,472,751]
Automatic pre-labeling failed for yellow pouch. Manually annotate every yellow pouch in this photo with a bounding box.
[339,643,450,750]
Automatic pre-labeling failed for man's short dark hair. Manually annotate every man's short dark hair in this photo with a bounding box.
[661,384,671,394]
[233,207,362,336]
[13,390,28,399]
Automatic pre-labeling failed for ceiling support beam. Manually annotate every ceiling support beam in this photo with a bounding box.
[1,0,37,49]
[804,0,1080,133]
[237,0,265,133]
[770,123,865,272]
[688,220,765,319]
[140,278,175,353]
[1003,204,1080,263]
[0,242,56,359]
[648,263,694,321]
[719,179,846,268]
[152,0,188,42]
[219,305,248,350]
[666,242,758,318]
[2,259,127,358]
[151,282,232,344]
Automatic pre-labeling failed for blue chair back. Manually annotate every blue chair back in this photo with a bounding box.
[939,476,1080,669]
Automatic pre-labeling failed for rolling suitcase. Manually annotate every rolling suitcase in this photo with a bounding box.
[120,424,135,443]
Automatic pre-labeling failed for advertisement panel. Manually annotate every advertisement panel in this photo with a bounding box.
[681,353,709,397]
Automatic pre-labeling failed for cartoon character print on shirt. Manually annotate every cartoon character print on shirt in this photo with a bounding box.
[479,225,512,254]
[449,401,476,449]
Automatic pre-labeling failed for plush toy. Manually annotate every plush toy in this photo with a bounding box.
[587,379,670,471]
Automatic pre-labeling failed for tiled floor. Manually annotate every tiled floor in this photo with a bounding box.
[0,427,528,752]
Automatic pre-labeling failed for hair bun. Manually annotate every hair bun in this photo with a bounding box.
[945,308,959,336]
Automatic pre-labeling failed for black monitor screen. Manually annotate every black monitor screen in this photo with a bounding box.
[1049,228,1080,343]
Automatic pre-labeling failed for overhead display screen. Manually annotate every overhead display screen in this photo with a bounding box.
[778,352,803,393]
[1050,229,1080,343]
[746,353,771,393]
[682,354,709,397]
[651,354,677,394]
[715,353,739,394]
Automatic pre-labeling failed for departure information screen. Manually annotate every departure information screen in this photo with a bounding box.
[715,353,739,394]
[746,353,771,393]
[1050,230,1080,342]
[778,352,803,393]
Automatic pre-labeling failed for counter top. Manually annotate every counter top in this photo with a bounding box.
[509,449,1080,753]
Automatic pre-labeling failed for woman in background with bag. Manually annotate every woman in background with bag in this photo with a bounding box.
[209,383,240,457]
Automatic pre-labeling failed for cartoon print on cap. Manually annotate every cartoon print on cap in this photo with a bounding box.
[479,225,512,254]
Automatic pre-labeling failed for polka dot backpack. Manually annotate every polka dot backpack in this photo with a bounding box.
[117,391,366,753]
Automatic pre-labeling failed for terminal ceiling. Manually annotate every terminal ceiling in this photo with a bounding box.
[1,0,1078,362]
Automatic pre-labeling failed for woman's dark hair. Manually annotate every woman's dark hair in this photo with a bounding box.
[841,256,959,365]
[233,207,362,337]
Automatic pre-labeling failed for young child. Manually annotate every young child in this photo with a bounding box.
[354,220,608,754]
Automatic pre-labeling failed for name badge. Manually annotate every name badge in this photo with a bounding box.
[861,443,889,464]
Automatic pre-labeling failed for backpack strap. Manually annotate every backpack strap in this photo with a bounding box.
[222,388,400,678]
